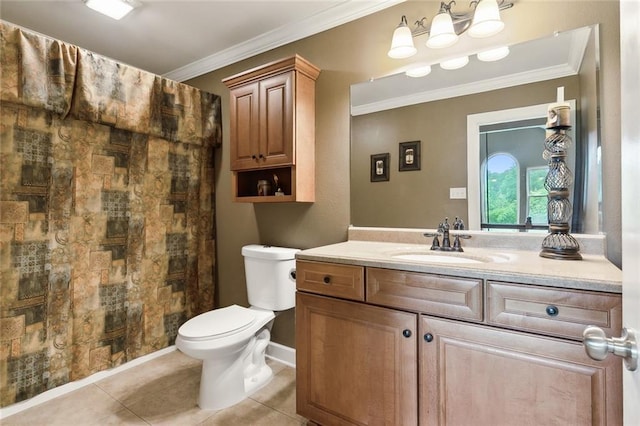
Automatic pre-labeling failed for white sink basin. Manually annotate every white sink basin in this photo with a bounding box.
[392,253,484,264]
[390,251,510,264]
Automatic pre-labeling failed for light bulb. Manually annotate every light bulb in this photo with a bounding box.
[388,16,417,59]
[477,46,510,62]
[440,56,469,70]
[469,0,505,38]
[426,12,458,48]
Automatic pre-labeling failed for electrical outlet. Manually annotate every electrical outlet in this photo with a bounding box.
[450,187,467,199]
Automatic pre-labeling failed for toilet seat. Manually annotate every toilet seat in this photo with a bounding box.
[178,305,257,341]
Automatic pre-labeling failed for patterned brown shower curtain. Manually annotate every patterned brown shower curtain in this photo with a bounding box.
[0,21,221,407]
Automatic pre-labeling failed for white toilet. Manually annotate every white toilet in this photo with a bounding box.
[176,244,299,410]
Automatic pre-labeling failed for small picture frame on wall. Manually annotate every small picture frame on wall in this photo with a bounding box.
[370,153,390,182]
[399,141,421,171]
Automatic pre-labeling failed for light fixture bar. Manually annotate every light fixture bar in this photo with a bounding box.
[84,0,140,20]
[411,1,513,38]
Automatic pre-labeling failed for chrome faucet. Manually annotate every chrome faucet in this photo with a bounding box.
[424,217,471,252]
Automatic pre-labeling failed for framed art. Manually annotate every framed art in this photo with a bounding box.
[399,140,421,171]
[370,153,390,182]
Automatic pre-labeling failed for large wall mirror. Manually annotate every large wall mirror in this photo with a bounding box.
[350,25,601,233]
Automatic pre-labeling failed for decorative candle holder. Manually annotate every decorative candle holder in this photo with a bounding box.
[540,102,582,260]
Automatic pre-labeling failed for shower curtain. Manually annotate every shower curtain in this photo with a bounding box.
[0,21,221,407]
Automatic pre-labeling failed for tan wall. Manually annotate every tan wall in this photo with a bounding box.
[187,0,621,348]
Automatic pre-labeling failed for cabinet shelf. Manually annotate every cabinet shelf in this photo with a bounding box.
[232,165,313,202]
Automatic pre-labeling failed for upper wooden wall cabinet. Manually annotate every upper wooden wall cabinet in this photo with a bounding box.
[223,55,320,203]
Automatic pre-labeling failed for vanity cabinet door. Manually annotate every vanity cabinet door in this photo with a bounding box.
[419,316,622,425]
[296,292,418,426]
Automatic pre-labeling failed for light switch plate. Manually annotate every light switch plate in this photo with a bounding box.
[450,187,467,199]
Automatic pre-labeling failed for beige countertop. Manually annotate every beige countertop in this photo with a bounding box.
[296,239,622,293]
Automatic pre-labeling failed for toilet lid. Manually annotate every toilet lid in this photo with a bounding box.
[178,305,256,340]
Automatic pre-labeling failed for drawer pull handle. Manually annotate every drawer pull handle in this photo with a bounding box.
[402,329,412,338]
[424,333,434,343]
[323,276,331,284]
[546,305,559,316]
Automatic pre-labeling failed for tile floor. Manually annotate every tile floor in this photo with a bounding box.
[3,350,307,425]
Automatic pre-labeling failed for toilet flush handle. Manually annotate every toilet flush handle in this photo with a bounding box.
[290,269,296,280]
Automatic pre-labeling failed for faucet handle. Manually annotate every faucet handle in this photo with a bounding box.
[423,232,441,249]
[454,217,465,230]
[452,234,472,251]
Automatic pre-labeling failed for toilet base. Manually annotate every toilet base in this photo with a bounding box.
[198,329,273,410]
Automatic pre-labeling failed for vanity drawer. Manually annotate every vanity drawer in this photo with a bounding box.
[366,268,483,321]
[486,281,622,340]
[296,260,365,301]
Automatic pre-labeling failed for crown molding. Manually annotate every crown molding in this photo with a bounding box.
[165,0,404,82]
[350,64,578,116]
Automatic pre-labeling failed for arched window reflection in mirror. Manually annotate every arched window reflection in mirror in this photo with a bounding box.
[481,153,520,227]
[468,101,580,232]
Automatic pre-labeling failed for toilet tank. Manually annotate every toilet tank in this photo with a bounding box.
[241,245,300,311]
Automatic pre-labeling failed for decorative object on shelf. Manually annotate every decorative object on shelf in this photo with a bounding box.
[540,87,582,260]
[273,174,285,196]
[257,179,271,196]
[370,153,390,182]
[399,141,421,171]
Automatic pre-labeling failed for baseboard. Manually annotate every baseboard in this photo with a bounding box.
[266,341,296,368]
[0,346,177,420]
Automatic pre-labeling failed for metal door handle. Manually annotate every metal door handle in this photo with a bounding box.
[583,326,638,371]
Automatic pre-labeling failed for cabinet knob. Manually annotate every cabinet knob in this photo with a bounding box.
[323,276,331,284]
[402,329,412,338]
[258,154,265,160]
[251,155,257,160]
[423,333,434,342]
[545,305,559,316]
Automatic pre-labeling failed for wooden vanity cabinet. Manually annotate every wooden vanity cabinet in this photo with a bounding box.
[420,316,622,425]
[296,261,622,425]
[296,292,418,426]
[223,55,319,202]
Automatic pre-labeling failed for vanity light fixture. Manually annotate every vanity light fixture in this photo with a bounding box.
[426,3,459,49]
[440,56,469,70]
[477,45,510,61]
[387,0,513,59]
[84,0,141,20]
[388,15,418,59]
[405,64,433,78]
[468,0,505,38]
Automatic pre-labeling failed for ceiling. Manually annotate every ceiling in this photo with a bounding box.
[0,0,402,82]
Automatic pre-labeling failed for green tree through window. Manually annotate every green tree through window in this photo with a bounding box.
[483,154,519,224]
[527,166,549,224]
